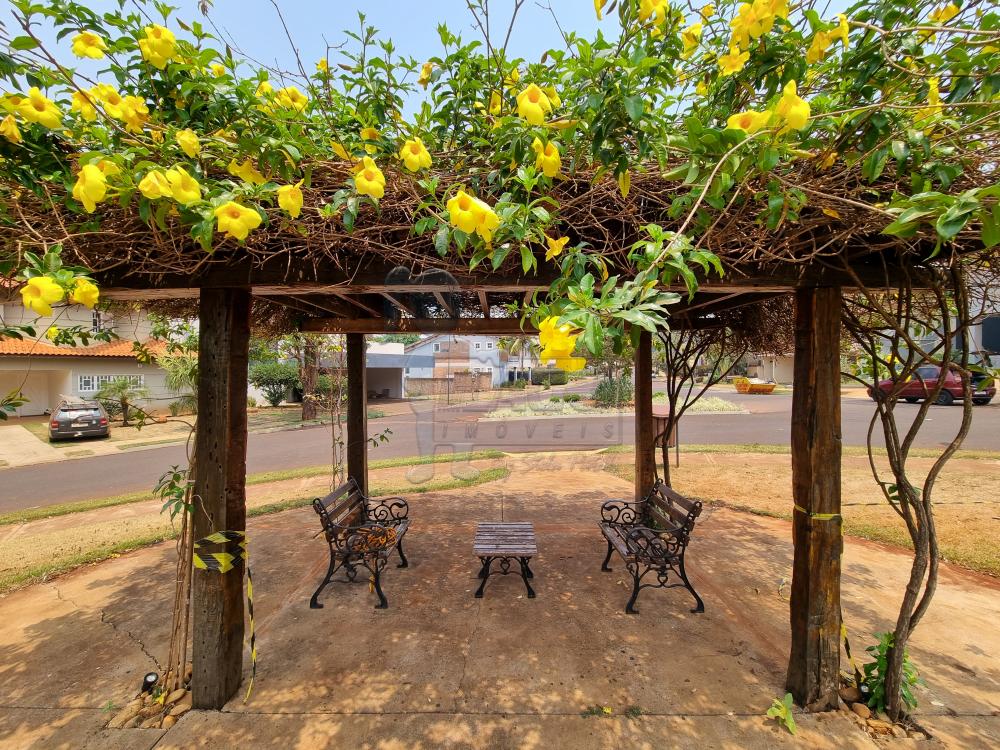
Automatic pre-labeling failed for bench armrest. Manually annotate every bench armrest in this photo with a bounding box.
[368,496,409,523]
[625,525,686,561]
[601,499,644,525]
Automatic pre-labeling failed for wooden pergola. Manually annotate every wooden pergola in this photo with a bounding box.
[94,246,901,713]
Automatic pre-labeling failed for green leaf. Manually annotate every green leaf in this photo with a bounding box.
[624,95,644,123]
[434,225,450,255]
[10,36,40,51]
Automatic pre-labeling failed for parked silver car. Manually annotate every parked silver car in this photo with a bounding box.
[48,399,110,441]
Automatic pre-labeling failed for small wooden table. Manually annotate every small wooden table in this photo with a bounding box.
[473,522,536,599]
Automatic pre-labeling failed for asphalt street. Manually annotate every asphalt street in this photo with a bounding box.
[1,387,997,513]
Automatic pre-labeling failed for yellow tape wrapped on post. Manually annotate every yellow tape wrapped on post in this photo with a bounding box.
[793,504,841,522]
[193,530,257,702]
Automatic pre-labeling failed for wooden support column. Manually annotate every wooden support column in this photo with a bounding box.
[192,287,251,709]
[346,332,369,494]
[786,286,842,711]
[634,330,656,501]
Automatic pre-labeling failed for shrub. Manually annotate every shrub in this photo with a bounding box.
[247,395,258,408]
[531,368,567,385]
[550,395,562,402]
[593,375,633,407]
[562,393,581,402]
[248,361,300,407]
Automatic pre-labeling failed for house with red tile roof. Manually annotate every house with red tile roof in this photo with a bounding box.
[0,301,172,417]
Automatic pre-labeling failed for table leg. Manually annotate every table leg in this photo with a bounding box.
[519,557,536,598]
[475,556,493,598]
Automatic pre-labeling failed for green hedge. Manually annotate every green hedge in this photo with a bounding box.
[531,368,568,385]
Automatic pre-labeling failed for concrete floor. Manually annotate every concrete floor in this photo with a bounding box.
[0,453,998,748]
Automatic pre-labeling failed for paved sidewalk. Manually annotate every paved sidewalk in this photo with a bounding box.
[0,455,997,749]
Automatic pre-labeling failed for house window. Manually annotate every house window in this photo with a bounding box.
[487,342,494,349]
[78,374,144,393]
[92,311,107,333]
[433,343,441,352]
[474,342,482,350]
[404,368,410,375]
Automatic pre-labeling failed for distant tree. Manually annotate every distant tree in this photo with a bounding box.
[248,361,300,407]
[373,333,421,345]
[97,377,150,426]
[497,336,537,378]
[158,352,198,415]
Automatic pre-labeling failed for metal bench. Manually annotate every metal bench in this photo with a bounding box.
[310,477,410,609]
[599,479,704,615]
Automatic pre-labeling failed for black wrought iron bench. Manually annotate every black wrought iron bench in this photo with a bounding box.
[310,477,410,610]
[599,479,704,615]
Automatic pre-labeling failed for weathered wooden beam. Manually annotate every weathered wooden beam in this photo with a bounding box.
[332,292,382,318]
[192,287,251,709]
[433,291,456,317]
[478,291,491,318]
[379,292,418,317]
[676,292,787,319]
[786,286,842,711]
[301,317,537,334]
[346,333,368,494]
[298,294,356,317]
[634,329,656,501]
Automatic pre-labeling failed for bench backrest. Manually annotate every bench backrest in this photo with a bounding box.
[644,481,702,540]
[313,477,368,536]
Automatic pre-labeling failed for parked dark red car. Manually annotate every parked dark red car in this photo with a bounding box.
[868,365,995,406]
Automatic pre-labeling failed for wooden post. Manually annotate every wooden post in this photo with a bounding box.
[192,288,251,709]
[634,330,656,501]
[346,332,368,494]
[786,286,842,711]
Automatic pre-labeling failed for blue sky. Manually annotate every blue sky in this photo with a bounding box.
[200,0,613,71]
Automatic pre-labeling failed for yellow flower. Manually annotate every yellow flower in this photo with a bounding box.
[531,137,561,178]
[96,159,120,177]
[718,47,750,76]
[176,128,200,158]
[545,235,570,261]
[594,0,604,20]
[138,169,172,200]
[0,115,21,144]
[69,278,99,309]
[504,67,520,87]
[681,23,703,60]
[18,87,61,129]
[929,3,960,25]
[255,81,274,98]
[700,4,716,19]
[71,31,107,59]
[90,83,121,115]
[275,86,308,112]
[20,276,65,317]
[543,86,561,108]
[119,96,149,133]
[774,80,810,131]
[354,156,386,199]
[729,1,774,49]
[214,201,262,241]
[726,109,771,133]
[316,58,329,73]
[916,77,943,123]
[72,163,107,212]
[360,127,380,154]
[398,137,432,172]
[150,128,164,144]
[537,316,585,371]
[165,166,201,205]
[1,94,24,114]
[516,84,552,126]
[277,181,304,218]
[138,24,177,70]
[695,80,708,96]
[46,325,60,342]
[446,190,500,242]
[209,63,226,77]
[806,31,831,65]
[228,158,267,186]
[418,62,433,88]
[638,0,668,26]
[488,91,502,116]
[833,14,850,47]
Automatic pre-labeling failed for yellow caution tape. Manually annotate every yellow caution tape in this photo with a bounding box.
[793,504,842,522]
[193,530,257,702]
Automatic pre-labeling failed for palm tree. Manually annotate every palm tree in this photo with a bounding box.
[158,352,198,415]
[497,336,538,381]
[96,377,150,426]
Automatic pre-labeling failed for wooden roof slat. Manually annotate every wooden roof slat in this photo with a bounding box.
[302,318,536,334]
[433,291,456,317]
[478,291,490,319]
